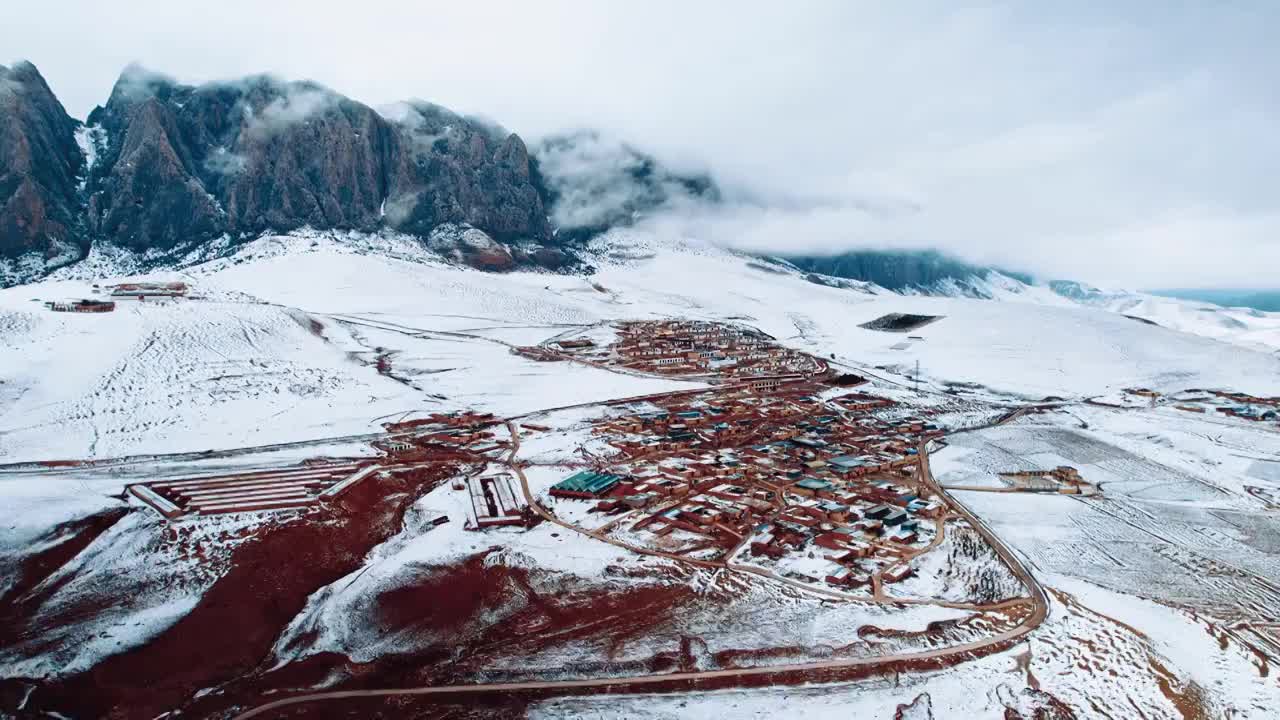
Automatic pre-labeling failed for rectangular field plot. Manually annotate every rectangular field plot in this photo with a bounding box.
[128,461,374,519]
[1031,540,1128,570]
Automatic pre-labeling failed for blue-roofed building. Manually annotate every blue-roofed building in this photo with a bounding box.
[550,471,624,499]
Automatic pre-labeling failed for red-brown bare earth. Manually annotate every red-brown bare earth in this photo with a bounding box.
[0,505,130,624]
[5,464,459,719]
[246,554,697,683]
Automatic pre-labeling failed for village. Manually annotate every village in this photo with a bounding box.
[122,316,974,598]
[1113,386,1280,427]
[518,319,827,380]
[537,377,955,595]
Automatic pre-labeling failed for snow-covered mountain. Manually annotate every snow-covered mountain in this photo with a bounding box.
[1044,278,1280,350]
[745,250,1280,355]
[6,228,1275,465]
[779,253,1280,353]
[0,63,726,286]
[8,58,1274,361]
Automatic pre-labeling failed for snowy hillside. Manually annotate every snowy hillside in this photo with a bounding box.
[1045,279,1280,351]
[4,229,1278,466]
[920,272,1280,353]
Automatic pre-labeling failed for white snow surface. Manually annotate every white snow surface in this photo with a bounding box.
[959,272,1280,353]
[4,229,1280,712]
[5,229,1277,465]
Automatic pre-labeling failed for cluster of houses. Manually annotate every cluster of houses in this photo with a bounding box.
[1157,388,1280,426]
[998,466,1098,495]
[1207,390,1280,423]
[376,412,551,532]
[542,320,827,379]
[40,281,194,315]
[98,281,189,299]
[545,381,950,591]
[377,411,510,465]
[40,280,194,315]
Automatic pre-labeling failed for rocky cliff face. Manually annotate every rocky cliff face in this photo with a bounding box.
[783,250,1024,292]
[1,62,724,285]
[0,62,85,262]
[1,62,560,281]
[84,69,227,251]
[381,101,551,243]
[81,67,553,256]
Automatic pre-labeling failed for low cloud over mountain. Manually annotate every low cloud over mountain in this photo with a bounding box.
[0,63,730,283]
[6,0,1279,290]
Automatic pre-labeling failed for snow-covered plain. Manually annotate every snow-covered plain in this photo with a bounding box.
[3,229,1280,717]
[6,231,1278,465]
[0,284,417,463]
[927,404,1280,717]
[919,269,1280,354]
[1039,280,1280,353]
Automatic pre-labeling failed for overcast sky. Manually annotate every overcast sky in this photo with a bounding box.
[4,1,1277,288]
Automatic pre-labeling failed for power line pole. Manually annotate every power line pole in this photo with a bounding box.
[915,359,920,395]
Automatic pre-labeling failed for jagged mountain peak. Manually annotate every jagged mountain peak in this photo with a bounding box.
[0,60,85,268]
[102,62,180,106]
[1,62,738,285]
[379,100,514,148]
[1,60,54,92]
[1,64,566,284]
[379,99,461,129]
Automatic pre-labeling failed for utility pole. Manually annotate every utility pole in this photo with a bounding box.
[915,359,920,395]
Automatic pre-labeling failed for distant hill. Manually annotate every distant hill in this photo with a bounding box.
[1147,289,1280,312]
[775,249,1033,296]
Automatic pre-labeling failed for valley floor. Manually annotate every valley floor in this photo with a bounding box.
[2,232,1279,719]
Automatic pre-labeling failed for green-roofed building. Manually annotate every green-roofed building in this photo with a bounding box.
[550,471,625,499]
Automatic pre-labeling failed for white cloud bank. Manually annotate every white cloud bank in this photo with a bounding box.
[3,1,1278,287]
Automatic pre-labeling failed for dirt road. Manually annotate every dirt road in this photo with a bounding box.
[917,438,1050,622]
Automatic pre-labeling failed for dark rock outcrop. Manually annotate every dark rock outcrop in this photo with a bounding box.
[80,67,553,260]
[0,61,85,260]
[382,101,551,243]
[85,71,226,251]
[211,79,393,237]
[783,249,1031,293]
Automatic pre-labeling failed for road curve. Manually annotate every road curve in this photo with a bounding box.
[916,438,1050,622]
[228,438,1050,720]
